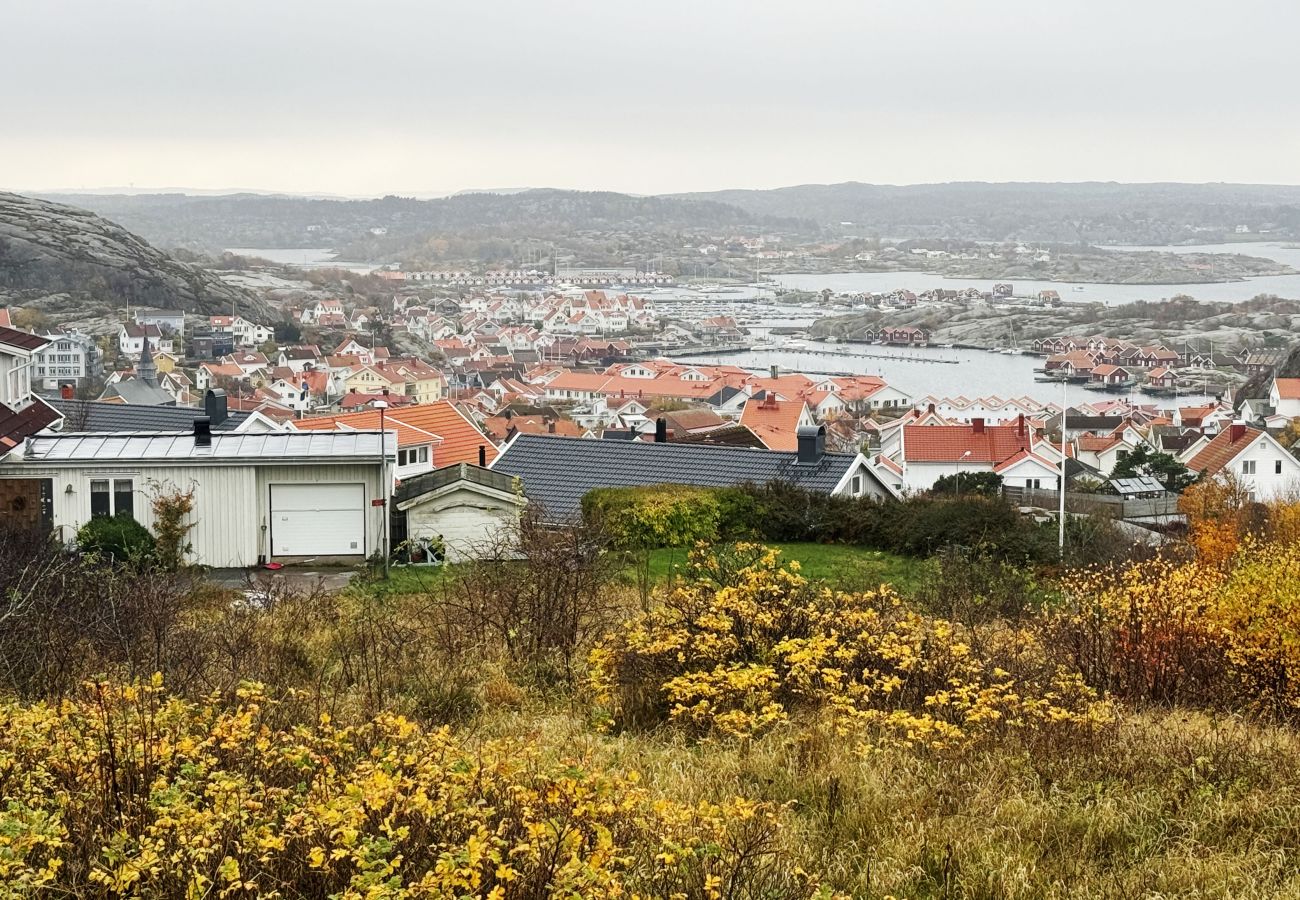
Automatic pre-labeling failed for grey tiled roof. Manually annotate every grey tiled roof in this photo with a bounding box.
[48,399,251,432]
[491,433,860,522]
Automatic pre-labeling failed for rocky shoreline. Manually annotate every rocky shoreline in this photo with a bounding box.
[810,296,1300,357]
[761,248,1294,284]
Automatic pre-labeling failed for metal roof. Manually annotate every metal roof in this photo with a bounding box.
[1109,476,1167,496]
[22,430,395,463]
[491,433,865,523]
[48,399,251,432]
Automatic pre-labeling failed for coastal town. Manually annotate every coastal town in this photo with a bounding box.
[3,256,1299,569]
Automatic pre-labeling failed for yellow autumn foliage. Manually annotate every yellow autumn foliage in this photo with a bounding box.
[0,676,838,899]
[1063,526,1300,717]
[590,544,1108,750]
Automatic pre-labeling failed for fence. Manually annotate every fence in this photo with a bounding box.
[1004,485,1181,519]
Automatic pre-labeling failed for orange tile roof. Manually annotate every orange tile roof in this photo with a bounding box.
[901,424,1035,463]
[1077,434,1123,452]
[739,398,806,451]
[1184,426,1263,476]
[1274,378,1300,400]
[295,400,496,466]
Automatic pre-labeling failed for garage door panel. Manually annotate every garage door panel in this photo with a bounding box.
[271,483,365,556]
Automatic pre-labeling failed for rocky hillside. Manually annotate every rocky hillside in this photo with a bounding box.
[0,192,268,325]
[811,295,1300,355]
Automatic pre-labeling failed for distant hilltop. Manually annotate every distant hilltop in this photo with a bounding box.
[36,182,1300,253]
[0,191,267,321]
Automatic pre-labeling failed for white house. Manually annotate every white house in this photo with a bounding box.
[1269,377,1300,420]
[1184,423,1300,503]
[33,330,102,390]
[119,324,174,357]
[0,427,396,567]
[133,308,185,337]
[888,418,1060,493]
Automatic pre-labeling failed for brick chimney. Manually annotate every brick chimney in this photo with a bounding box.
[972,418,985,434]
[1229,422,1246,443]
[1017,413,1026,440]
[59,384,74,400]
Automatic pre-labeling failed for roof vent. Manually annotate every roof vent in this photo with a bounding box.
[796,424,825,465]
[193,416,212,448]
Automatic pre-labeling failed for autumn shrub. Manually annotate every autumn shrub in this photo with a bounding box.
[0,677,836,899]
[583,484,727,548]
[590,544,1108,750]
[1059,527,1300,718]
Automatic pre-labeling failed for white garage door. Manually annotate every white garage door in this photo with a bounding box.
[271,483,366,557]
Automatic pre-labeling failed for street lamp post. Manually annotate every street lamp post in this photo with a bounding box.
[956,449,972,495]
[374,399,390,578]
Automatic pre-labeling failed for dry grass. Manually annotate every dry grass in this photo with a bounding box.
[471,706,1300,899]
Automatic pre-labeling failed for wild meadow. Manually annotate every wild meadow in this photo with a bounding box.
[3,481,1300,898]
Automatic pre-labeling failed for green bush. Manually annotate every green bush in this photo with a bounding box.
[582,485,724,549]
[76,513,155,563]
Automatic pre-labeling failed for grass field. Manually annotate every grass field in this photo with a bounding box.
[373,542,928,597]
[644,542,927,592]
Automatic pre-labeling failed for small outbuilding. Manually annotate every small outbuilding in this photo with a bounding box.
[393,462,525,562]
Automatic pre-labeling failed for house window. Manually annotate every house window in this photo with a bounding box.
[90,478,135,518]
[1242,460,1257,475]
[1277,460,1284,475]
[90,480,110,517]
[851,475,863,495]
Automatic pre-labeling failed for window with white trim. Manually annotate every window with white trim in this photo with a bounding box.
[90,478,135,518]
[1242,460,1256,475]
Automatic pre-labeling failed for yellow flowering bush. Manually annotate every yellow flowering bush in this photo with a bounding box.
[590,545,1107,749]
[1061,527,1300,718]
[0,677,837,899]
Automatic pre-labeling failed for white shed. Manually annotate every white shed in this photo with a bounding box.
[0,428,396,567]
[394,463,525,562]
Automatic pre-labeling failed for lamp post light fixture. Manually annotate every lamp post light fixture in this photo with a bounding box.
[956,449,972,495]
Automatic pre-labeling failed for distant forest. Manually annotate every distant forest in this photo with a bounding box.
[40,182,1300,262]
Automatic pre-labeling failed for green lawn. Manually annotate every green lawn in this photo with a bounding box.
[645,543,927,593]
[369,543,926,596]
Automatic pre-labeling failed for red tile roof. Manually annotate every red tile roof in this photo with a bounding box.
[1274,378,1300,400]
[901,423,1035,463]
[739,398,807,451]
[0,398,62,452]
[1184,426,1263,476]
[295,400,496,466]
[0,326,49,353]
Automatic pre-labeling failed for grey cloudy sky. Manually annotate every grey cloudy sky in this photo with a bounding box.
[3,0,1298,196]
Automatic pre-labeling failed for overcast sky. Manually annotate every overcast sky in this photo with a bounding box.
[3,0,1298,196]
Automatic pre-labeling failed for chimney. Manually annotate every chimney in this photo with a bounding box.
[770,364,780,380]
[478,445,487,467]
[1229,422,1246,443]
[927,402,935,414]
[972,418,985,434]
[547,417,556,434]
[655,417,668,443]
[796,424,826,465]
[1017,413,1026,439]
[59,383,74,400]
[193,416,212,448]
[205,388,228,427]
